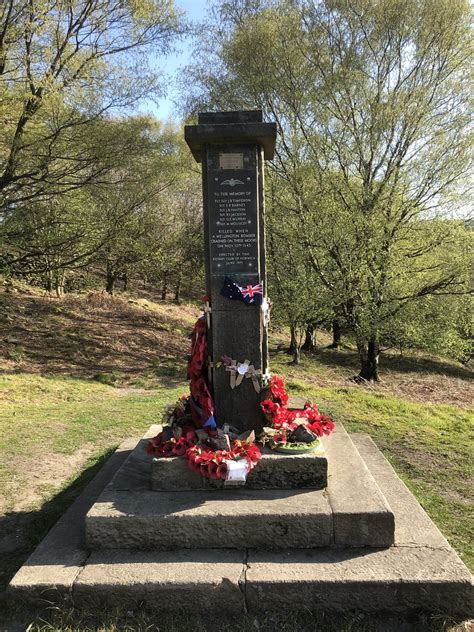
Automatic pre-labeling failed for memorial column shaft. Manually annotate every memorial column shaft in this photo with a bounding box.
[185,111,277,433]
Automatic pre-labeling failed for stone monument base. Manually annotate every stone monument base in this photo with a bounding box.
[7,426,473,617]
[151,442,328,491]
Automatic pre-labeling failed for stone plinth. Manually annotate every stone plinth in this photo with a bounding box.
[151,443,328,491]
[8,429,473,616]
[83,424,394,551]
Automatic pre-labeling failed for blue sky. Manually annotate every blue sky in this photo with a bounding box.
[138,0,209,121]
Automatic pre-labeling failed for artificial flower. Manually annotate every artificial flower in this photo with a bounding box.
[260,399,280,416]
[269,375,289,406]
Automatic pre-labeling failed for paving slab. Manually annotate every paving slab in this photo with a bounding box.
[85,487,332,550]
[322,424,395,547]
[73,549,245,612]
[151,442,328,491]
[7,435,143,604]
[245,547,474,616]
[351,433,451,549]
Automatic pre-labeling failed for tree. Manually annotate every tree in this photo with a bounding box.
[138,153,204,300]
[87,118,191,294]
[185,0,473,380]
[267,174,333,364]
[0,188,98,296]
[0,0,182,213]
[0,116,168,288]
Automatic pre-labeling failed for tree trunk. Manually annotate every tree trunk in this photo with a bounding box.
[54,272,65,298]
[174,277,182,303]
[302,322,316,352]
[45,269,53,293]
[161,274,168,300]
[106,270,116,294]
[122,271,128,291]
[356,337,380,382]
[292,345,301,365]
[328,319,341,349]
[288,324,297,355]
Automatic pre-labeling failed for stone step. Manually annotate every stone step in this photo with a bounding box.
[322,424,394,547]
[85,487,333,550]
[70,547,473,616]
[85,423,394,550]
[73,549,246,613]
[350,433,451,549]
[245,546,473,616]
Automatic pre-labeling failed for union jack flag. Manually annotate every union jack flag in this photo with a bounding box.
[241,283,263,299]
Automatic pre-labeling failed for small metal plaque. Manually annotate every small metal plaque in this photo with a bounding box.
[219,153,244,170]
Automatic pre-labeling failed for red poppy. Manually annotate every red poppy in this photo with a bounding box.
[217,462,228,480]
[307,422,323,437]
[206,461,221,480]
[305,406,321,422]
[272,408,292,428]
[269,376,289,406]
[172,443,186,457]
[260,399,280,415]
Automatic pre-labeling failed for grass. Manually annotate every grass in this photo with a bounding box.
[0,287,473,631]
[0,374,180,447]
[6,606,469,632]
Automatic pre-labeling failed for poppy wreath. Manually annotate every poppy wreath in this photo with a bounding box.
[188,315,214,427]
[260,375,335,444]
[147,426,198,458]
[186,440,262,480]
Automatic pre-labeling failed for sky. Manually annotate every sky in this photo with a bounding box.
[138,0,209,121]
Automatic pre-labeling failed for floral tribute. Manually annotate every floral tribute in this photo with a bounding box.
[187,313,214,428]
[147,395,262,481]
[260,376,335,448]
[186,441,261,481]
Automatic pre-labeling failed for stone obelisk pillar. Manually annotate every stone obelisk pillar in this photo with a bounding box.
[185,111,277,432]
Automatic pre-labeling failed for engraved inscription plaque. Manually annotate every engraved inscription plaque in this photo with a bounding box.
[219,152,244,169]
[208,169,259,276]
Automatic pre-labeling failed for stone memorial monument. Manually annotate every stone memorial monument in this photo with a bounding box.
[7,111,473,619]
[185,110,277,432]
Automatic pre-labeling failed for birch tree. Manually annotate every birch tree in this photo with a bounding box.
[185,0,473,380]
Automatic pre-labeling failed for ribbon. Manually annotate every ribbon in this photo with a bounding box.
[245,364,262,393]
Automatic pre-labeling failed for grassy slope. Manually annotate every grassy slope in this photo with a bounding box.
[0,285,473,631]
